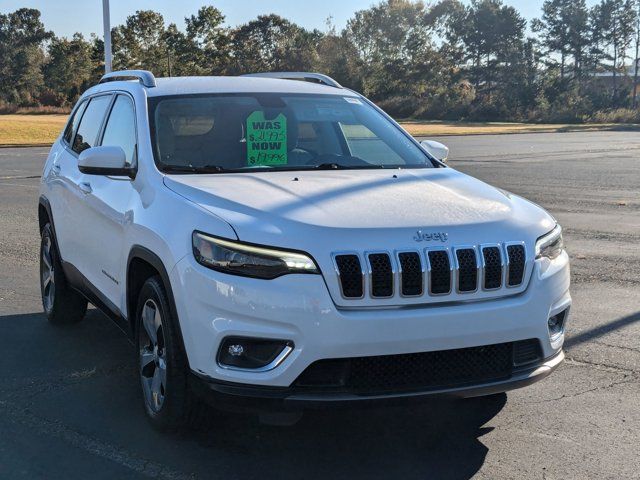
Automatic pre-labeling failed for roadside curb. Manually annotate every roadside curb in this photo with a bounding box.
[408,125,640,138]
[0,143,52,149]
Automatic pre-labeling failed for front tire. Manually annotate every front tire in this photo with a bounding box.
[40,223,87,324]
[136,276,205,431]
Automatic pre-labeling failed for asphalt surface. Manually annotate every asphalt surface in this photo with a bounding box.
[1,132,639,479]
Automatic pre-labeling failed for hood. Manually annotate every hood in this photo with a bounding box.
[163,168,555,250]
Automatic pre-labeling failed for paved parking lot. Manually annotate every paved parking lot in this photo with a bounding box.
[1,132,639,479]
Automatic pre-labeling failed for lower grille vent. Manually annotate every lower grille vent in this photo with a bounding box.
[294,341,522,395]
[513,339,542,366]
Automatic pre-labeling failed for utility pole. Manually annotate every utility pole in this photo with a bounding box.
[634,8,640,109]
[102,0,113,73]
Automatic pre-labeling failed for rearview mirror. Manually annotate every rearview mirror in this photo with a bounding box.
[78,146,134,178]
[420,140,449,163]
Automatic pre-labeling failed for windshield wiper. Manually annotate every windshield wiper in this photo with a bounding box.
[312,163,352,170]
[161,164,226,174]
[312,163,385,170]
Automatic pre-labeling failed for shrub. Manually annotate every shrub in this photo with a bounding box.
[587,108,640,124]
[376,95,419,118]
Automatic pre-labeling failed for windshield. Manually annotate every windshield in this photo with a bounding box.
[148,93,435,173]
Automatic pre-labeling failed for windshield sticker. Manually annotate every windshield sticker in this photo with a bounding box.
[344,97,363,105]
[247,111,287,166]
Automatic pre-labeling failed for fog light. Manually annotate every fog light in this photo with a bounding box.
[217,337,293,371]
[548,310,567,339]
[227,344,244,357]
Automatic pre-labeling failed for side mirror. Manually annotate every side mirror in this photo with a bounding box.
[420,140,449,163]
[78,146,134,178]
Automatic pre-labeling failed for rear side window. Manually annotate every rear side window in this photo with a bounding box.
[63,101,88,145]
[72,95,112,154]
[101,95,137,166]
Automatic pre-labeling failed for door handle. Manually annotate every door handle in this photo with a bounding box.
[79,182,92,194]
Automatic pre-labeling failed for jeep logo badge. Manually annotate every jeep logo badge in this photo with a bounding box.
[413,230,448,243]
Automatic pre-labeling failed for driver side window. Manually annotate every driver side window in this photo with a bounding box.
[101,95,137,166]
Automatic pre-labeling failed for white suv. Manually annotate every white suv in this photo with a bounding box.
[39,70,570,429]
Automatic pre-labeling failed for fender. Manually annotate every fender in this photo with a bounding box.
[127,245,189,365]
[38,196,58,247]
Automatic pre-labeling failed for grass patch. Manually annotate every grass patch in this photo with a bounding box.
[0,114,67,146]
[2,115,640,147]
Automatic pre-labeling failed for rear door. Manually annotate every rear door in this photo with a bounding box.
[46,99,86,263]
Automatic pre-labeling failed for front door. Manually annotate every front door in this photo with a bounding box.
[74,94,138,311]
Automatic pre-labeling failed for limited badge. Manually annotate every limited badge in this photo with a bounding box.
[246,111,288,166]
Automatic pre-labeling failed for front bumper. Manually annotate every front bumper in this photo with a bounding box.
[190,350,565,411]
[170,251,570,388]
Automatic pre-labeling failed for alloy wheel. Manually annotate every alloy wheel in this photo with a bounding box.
[41,236,55,313]
[139,299,167,413]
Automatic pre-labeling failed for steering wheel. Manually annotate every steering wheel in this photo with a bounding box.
[291,146,318,158]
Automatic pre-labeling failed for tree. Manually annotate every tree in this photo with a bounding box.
[590,0,636,99]
[111,10,168,75]
[229,15,320,74]
[436,0,526,117]
[532,0,590,80]
[0,8,51,105]
[44,33,96,105]
[184,6,231,75]
[343,0,454,116]
[314,19,363,91]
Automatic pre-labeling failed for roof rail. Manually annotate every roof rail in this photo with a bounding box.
[242,72,342,88]
[99,70,157,88]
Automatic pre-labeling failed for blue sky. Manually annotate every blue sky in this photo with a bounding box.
[2,0,601,39]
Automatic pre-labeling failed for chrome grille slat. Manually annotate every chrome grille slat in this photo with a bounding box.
[333,242,527,301]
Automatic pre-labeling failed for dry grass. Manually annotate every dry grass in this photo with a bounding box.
[0,114,67,146]
[0,105,70,115]
[1,114,639,147]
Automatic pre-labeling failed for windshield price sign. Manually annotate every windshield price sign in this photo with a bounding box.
[246,111,288,166]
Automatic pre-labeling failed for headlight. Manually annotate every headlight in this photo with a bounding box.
[535,225,564,260]
[192,232,319,279]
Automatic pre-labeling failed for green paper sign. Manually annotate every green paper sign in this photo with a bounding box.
[246,111,288,166]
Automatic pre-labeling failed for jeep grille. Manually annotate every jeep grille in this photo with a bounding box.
[333,243,527,301]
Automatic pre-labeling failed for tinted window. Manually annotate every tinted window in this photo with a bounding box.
[101,95,137,166]
[150,94,432,173]
[63,101,87,145]
[72,95,112,154]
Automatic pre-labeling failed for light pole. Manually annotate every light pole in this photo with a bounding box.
[102,0,112,73]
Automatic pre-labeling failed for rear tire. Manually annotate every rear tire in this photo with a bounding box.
[40,223,87,324]
[135,276,207,431]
